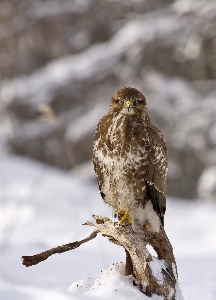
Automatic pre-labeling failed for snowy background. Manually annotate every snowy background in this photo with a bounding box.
[1,0,216,299]
[1,0,216,200]
[1,142,216,300]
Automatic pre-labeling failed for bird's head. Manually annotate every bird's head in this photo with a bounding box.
[109,87,147,116]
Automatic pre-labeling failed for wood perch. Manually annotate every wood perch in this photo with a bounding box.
[22,215,179,299]
[22,230,99,267]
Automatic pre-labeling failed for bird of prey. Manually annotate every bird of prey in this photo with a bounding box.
[92,87,168,238]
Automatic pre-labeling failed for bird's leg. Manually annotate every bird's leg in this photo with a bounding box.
[118,210,132,225]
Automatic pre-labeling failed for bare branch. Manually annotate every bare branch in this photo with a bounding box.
[21,215,179,299]
[22,229,99,267]
[84,215,178,298]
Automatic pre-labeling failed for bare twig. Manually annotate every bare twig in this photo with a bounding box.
[22,229,99,267]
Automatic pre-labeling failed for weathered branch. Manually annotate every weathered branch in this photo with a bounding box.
[22,229,99,267]
[143,221,178,277]
[85,215,177,298]
[21,215,179,299]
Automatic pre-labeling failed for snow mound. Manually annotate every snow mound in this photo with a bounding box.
[69,260,185,300]
[69,262,150,299]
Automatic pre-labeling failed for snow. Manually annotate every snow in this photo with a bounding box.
[198,166,216,202]
[1,144,216,300]
[66,102,107,143]
[148,258,166,285]
[3,3,216,109]
[1,0,216,205]
[69,262,150,300]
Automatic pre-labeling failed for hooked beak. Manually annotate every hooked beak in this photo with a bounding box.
[125,100,132,112]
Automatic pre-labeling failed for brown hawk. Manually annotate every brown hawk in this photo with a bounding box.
[92,87,168,237]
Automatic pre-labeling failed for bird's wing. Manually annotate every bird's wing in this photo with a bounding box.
[92,113,112,199]
[145,124,168,225]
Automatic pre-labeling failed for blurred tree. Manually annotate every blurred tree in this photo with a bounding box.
[1,0,216,199]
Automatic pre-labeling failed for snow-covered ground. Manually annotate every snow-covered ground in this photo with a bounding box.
[1,146,216,300]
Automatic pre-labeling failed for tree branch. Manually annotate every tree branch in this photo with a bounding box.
[21,215,179,299]
[22,229,99,267]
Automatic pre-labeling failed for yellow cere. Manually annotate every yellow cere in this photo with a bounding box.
[125,100,132,106]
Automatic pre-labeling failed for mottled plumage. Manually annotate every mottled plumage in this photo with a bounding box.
[92,87,168,236]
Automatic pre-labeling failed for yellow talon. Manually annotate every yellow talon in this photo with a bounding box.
[118,210,132,224]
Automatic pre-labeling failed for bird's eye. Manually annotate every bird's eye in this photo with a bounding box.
[133,100,138,105]
[119,100,124,105]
